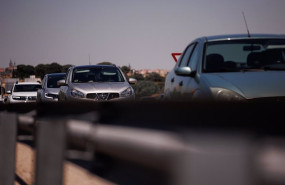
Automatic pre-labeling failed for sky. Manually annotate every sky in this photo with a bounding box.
[1,0,285,70]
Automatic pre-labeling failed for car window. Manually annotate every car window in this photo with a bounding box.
[204,39,285,73]
[178,44,195,67]
[13,84,42,92]
[65,69,71,84]
[72,67,125,83]
[47,75,66,88]
[188,44,199,70]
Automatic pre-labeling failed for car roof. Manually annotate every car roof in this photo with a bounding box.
[46,73,66,76]
[73,65,117,69]
[15,82,41,85]
[204,34,285,42]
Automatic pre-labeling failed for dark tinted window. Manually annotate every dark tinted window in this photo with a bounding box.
[13,84,42,92]
[188,44,199,70]
[47,75,66,88]
[178,44,195,67]
[72,67,125,83]
[204,39,285,72]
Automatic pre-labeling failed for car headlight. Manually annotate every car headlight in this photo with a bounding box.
[70,89,85,98]
[12,96,21,100]
[211,88,245,101]
[121,87,133,97]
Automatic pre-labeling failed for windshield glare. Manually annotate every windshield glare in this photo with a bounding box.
[72,67,125,83]
[13,84,41,92]
[204,39,285,72]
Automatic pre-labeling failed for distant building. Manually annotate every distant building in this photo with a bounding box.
[0,60,17,78]
[8,60,17,71]
[0,59,17,79]
[134,69,169,78]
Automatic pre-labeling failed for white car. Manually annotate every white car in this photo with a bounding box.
[7,81,42,103]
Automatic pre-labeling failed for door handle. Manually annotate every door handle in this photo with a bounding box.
[171,78,174,83]
[179,81,183,86]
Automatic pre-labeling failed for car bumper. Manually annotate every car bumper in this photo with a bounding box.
[66,94,135,102]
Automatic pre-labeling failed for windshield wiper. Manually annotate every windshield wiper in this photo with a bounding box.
[239,67,265,72]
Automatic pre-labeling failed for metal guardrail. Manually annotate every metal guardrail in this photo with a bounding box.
[1,101,285,185]
[0,111,17,185]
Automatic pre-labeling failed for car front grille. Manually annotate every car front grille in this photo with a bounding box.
[86,93,119,101]
[13,96,36,101]
[28,96,37,100]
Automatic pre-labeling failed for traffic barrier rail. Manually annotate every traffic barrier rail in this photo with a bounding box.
[1,101,285,185]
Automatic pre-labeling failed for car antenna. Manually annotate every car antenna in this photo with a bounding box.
[242,11,251,37]
[89,54,91,65]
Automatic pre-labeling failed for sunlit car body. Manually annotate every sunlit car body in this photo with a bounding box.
[7,82,42,103]
[37,73,66,103]
[58,65,136,102]
[165,34,285,101]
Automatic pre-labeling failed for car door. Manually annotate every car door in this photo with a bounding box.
[59,69,71,101]
[180,42,200,98]
[37,75,46,102]
[171,43,196,99]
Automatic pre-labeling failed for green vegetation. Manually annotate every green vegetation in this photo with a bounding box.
[14,63,72,80]
[132,81,160,98]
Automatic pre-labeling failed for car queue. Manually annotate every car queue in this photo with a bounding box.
[1,34,285,104]
[2,64,137,104]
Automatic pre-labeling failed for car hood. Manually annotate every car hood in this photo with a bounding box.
[72,82,131,93]
[203,71,285,99]
[45,88,60,95]
[12,92,37,96]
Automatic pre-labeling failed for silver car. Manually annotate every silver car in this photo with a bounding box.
[37,73,66,103]
[165,34,285,101]
[58,65,136,101]
[7,82,42,103]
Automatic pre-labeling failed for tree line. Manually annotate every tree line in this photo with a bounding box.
[14,63,72,80]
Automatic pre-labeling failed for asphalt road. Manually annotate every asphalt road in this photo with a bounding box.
[15,142,115,185]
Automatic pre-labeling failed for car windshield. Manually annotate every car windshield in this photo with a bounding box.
[13,84,42,92]
[47,75,66,88]
[72,66,125,83]
[204,39,285,73]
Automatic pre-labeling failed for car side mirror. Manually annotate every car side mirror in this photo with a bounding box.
[128,78,137,84]
[6,90,11,94]
[175,66,196,77]
[57,79,67,86]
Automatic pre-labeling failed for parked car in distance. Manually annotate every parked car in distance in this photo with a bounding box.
[6,81,42,103]
[37,73,66,103]
[58,65,137,102]
[165,34,285,101]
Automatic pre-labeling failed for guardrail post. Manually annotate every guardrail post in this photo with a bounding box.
[0,111,17,185]
[35,118,66,185]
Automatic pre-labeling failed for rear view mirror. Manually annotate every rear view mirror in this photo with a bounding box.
[175,66,196,77]
[57,79,67,86]
[6,90,11,94]
[128,78,137,84]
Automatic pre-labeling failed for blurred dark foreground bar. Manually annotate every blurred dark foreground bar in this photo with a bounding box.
[1,100,285,185]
